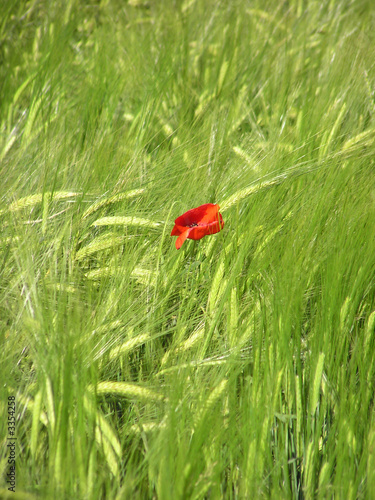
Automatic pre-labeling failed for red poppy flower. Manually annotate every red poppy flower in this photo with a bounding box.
[171,203,224,249]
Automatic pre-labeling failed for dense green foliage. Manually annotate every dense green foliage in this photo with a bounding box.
[1,0,375,498]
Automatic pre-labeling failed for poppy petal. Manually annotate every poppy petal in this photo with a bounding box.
[188,218,223,240]
[198,204,220,224]
[175,228,190,249]
[188,225,210,240]
[171,224,184,236]
[174,203,218,227]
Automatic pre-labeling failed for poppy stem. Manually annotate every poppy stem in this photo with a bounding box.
[187,239,198,259]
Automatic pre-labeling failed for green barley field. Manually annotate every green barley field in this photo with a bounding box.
[1,0,375,498]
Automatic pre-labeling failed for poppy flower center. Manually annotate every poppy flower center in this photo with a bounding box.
[188,222,198,227]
